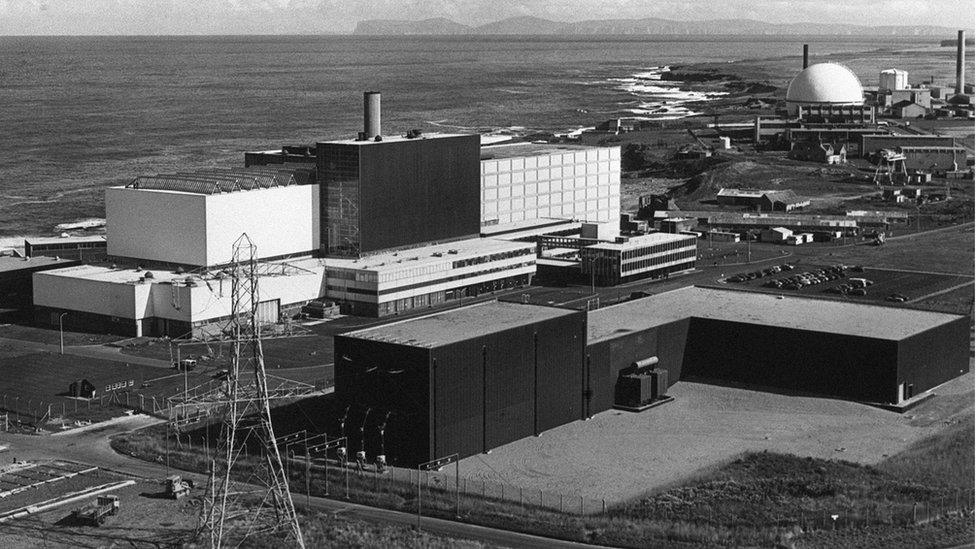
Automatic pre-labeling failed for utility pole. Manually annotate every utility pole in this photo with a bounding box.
[59,312,68,355]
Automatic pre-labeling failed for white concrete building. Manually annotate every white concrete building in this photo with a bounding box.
[479,144,620,239]
[33,236,536,336]
[879,69,909,93]
[324,238,536,317]
[106,168,319,268]
[33,258,326,338]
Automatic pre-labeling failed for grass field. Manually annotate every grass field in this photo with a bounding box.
[0,349,329,427]
[791,224,974,275]
[119,333,334,373]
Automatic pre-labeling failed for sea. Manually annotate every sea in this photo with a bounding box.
[0,34,960,241]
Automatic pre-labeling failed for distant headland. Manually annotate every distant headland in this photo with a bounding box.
[354,16,964,37]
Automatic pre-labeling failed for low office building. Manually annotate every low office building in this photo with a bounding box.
[580,233,697,286]
[0,255,80,309]
[33,258,327,338]
[323,238,536,317]
[24,236,107,261]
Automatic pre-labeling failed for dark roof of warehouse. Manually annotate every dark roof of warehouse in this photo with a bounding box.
[343,301,578,348]
[587,286,963,343]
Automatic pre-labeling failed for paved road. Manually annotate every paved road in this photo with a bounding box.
[0,421,610,548]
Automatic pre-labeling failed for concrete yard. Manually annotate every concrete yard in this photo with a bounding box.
[457,371,975,505]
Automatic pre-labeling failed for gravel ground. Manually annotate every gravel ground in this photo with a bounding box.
[457,372,974,505]
[0,479,198,548]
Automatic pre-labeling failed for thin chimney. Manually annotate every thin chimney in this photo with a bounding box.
[364,91,381,139]
[803,44,809,69]
[956,30,966,95]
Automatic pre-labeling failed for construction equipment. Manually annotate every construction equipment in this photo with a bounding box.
[71,495,120,526]
[165,475,191,499]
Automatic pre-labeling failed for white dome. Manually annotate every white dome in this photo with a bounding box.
[786,63,864,106]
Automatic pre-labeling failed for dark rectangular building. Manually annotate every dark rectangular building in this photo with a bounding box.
[588,287,969,405]
[334,301,586,466]
[317,134,481,257]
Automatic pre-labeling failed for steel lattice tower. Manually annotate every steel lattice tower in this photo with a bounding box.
[202,234,305,548]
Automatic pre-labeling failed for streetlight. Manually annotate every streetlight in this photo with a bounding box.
[58,312,68,355]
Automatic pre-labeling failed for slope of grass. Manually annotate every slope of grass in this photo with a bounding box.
[879,414,975,491]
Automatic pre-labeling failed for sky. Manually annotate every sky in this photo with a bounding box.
[0,0,973,35]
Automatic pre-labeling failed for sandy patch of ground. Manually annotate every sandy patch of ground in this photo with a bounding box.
[457,372,974,505]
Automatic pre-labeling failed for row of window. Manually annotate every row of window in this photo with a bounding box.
[327,260,536,299]
[484,183,615,201]
[619,240,697,261]
[481,150,618,174]
[483,197,615,216]
[451,247,534,269]
[621,250,697,275]
[482,169,615,187]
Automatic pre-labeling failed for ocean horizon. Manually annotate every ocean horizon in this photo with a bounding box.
[0,34,966,240]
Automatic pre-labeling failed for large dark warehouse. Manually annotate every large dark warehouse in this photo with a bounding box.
[335,287,969,465]
[334,301,587,466]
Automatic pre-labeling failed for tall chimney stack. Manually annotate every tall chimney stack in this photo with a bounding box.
[364,91,381,139]
[956,30,965,95]
[803,44,809,69]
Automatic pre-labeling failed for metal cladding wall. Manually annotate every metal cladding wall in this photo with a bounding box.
[429,310,586,463]
[585,318,689,414]
[682,318,897,403]
[897,317,970,400]
[333,336,431,466]
[359,135,481,253]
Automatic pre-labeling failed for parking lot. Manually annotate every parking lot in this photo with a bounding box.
[718,262,973,306]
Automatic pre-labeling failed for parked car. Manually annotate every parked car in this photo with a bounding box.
[886,293,908,302]
[850,288,868,296]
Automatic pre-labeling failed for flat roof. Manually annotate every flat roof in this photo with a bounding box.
[25,235,106,246]
[0,255,77,274]
[585,232,695,251]
[34,256,325,285]
[318,133,473,146]
[481,218,581,237]
[326,238,533,274]
[587,286,963,343]
[479,142,608,160]
[343,300,577,348]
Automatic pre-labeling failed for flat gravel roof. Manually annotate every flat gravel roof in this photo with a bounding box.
[343,300,578,348]
[588,286,964,343]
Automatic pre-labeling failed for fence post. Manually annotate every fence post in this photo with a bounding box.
[579,495,583,515]
[602,498,606,514]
